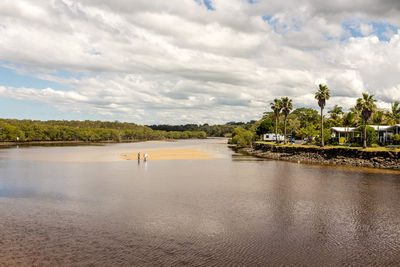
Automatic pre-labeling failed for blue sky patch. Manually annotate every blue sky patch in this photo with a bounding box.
[0,64,77,91]
[342,21,398,41]
[0,98,76,121]
[342,21,364,39]
[263,15,281,33]
[262,15,273,22]
[203,0,215,10]
[194,0,215,10]
[262,15,299,35]
[370,22,398,41]
[263,15,398,42]
[0,97,114,121]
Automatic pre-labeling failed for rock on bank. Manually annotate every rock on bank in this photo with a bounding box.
[239,143,400,170]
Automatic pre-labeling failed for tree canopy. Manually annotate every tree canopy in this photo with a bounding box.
[0,119,207,142]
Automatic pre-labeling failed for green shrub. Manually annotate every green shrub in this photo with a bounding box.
[357,126,377,146]
[366,126,377,146]
[255,119,274,137]
[0,121,25,141]
[298,124,318,143]
[393,134,400,145]
[331,141,339,146]
[230,127,255,148]
[313,128,332,145]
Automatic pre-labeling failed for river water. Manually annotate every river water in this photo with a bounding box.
[1,139,400,266]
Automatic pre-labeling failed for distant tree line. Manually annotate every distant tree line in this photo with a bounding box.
[147,121,256,137]
[0,119,206,143]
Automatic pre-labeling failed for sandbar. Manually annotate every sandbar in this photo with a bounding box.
[121,149,217,160]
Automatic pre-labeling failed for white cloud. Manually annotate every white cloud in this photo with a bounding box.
[360,23,374,36]
[0,0,399,124]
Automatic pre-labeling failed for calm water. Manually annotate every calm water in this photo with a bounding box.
[1,139,400,266]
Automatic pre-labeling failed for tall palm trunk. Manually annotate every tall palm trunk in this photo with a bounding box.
[363,121,367,149]
[275,116,278,143]
[320,106,324,147]
[284,116,287,144]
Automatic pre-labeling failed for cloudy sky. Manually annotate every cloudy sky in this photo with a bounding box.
[0,0,400,124]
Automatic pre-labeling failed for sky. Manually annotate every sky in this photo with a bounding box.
[0,0,400,125]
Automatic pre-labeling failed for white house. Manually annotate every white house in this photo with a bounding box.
[331,127,358,144]
[331,124,400,144]
[263,133,285,142]
[369,125,396,144]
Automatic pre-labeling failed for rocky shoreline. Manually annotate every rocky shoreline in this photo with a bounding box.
[238,143,400,170]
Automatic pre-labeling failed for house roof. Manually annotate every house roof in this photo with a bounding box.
[331,125,400,132]
[368,125,392,131]
[331,127,357,133]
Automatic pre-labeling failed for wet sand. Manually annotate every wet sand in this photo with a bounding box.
[121,149,217,160]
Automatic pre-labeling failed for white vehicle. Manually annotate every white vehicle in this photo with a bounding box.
[263,133,284,142]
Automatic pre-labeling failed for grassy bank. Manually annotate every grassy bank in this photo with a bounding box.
[255,141,400,152]
[243,142,400,170]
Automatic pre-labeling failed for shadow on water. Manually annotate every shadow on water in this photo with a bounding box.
[231,153,267,161]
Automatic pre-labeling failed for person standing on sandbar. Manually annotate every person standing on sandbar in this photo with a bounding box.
[144,153,148,161]
[137,152,141,161]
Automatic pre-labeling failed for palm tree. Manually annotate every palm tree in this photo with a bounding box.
[349,106,362,125]
[386,101,400,125]
[372,109,385,144]
[372,110,385,125]
[343,112,356,127]
[314,84,330,147]
[328,105,343,121]
[343,112,356,142]
[270,98,283,143]
[280,97,293,144]
[356,93,376,149]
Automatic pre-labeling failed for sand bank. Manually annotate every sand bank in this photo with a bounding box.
[121,149,216,160]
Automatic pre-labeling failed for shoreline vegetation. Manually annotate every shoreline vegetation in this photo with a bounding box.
[229,87,400,150]
[0,119,252,145]
[237,142,400,170]
[228,87,400,170]
[0,119,209,144]
[0,140,147,147]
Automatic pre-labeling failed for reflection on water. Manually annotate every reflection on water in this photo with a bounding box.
[1,139,400,265]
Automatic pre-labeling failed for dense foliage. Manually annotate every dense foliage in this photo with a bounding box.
[228,127,255,148]
[230,91,399,148]
[393,134,400,145]
[255,120,274,136]
[260,108,320,140]
[148,121,256,137]
[0,119,206,142]
[356,126,377,146]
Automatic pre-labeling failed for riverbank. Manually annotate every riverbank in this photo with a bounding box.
[238,143,400,170]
